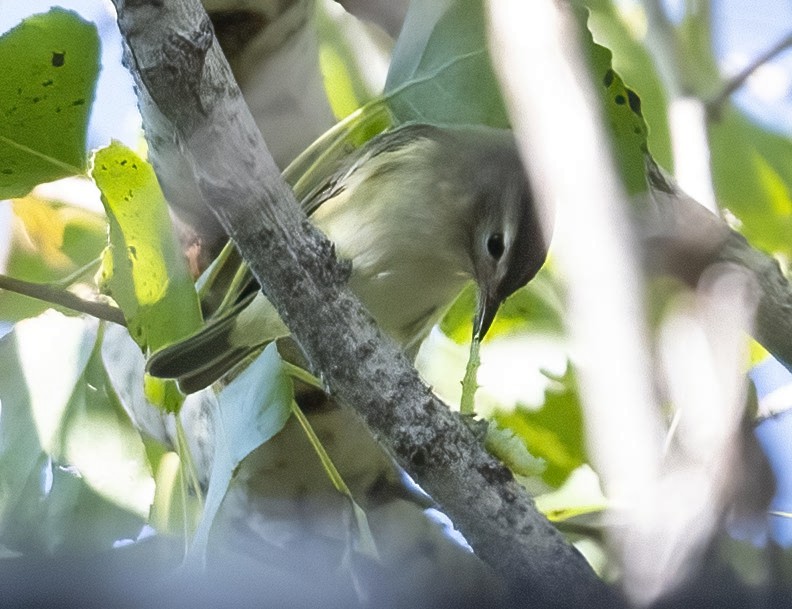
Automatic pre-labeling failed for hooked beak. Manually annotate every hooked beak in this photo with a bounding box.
[473,288,501,340]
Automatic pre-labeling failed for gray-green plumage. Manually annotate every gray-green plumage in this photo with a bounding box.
[147,123,547,393]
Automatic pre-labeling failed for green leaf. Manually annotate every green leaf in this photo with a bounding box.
[315,2,380,120]
[92,142,202,351]
[495,364,586,488]
[440,267,565,344]
[585,1,673,171]
[58,327,154,519]
[0,313,148,554]
[583,30,651,195]
[92,142,202,412]
[186,343,293,563]
[0,8,100,198]
[384,0,509,127]
[709,106,792,258]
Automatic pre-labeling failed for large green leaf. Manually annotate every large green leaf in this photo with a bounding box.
[384,0,509,127]
[709,106,792,258]
[92,143,202,412]
[92,142,202,353]
[0,313,148,555]
[495,365,586,488]
[0,8,99,198]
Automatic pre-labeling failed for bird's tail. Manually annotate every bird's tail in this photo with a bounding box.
[147,293,288,394]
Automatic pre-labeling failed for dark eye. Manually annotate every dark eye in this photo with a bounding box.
[486,233,504,260]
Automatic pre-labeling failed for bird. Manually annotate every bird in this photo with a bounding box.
[147,123,549,392]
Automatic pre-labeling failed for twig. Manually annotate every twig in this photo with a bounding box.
[708,30,792,117]
[0,273,126,326]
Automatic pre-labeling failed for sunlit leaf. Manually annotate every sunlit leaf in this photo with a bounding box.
[384,0,509,127]
[709,106,792,258]
[316,2,381,120]
[495,364,586,488]
[0,8,99,198]
[92,143,202,412]
[59,327,154,518]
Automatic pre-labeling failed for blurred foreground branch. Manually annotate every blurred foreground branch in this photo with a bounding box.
[489,1,792,605]
[644,168,792,372]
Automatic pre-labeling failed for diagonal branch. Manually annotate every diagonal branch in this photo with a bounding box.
[109,0,611,606]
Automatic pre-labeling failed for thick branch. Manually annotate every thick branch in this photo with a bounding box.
[110,0,609,605]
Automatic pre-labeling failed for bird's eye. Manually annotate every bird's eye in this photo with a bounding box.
[486,233,505,260]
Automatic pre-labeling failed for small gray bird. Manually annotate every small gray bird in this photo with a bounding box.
[147,123,548,391]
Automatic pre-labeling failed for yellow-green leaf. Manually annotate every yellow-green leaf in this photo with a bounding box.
[92,142,202,412]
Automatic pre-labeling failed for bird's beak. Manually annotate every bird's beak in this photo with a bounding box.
[473,288,500,340]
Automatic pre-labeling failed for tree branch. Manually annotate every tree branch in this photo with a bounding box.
[0,273,126,326]
[109,0,611,605]
[707,30,792,118]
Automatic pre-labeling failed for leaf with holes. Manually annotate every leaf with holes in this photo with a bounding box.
[92,142,202,412]
[0,8,99,198]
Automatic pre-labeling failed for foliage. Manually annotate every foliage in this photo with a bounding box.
[0,8,98,198]
[1,0,792,604]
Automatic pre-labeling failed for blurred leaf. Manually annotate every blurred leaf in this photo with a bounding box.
[384,0,509,127]
[92,143,202,412]
[534,466,607,523]
[316,2,381,120]
[0,313,147,554]
[585,1,673,170]
[0,8,99,198]
[709,106,792,258]
[440,266,565,344]
[59,326,154,519]
[0,326,41,535]
[0,194,106,322]
[186,343,292,563]
[1,459,144,556]
[495,364,586,488]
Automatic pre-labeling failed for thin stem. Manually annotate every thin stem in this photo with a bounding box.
[289,399,378,558]
[290,400,352,497]
[282,360,323,389]
[0,273,126,326]
[176,415,204,506]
